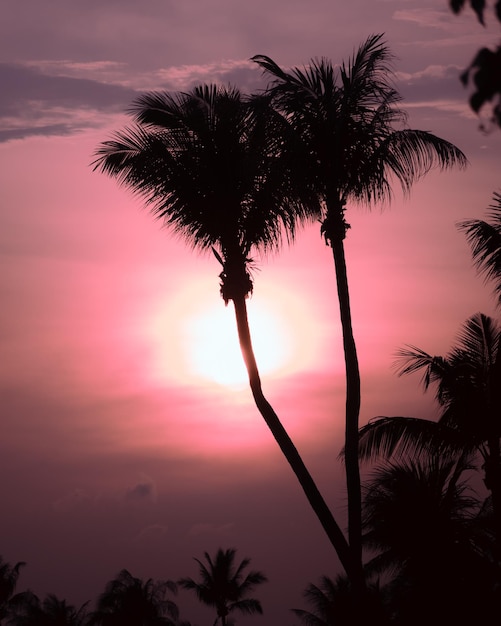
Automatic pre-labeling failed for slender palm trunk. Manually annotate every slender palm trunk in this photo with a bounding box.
[330,236,362,570]
[231,294,362,587]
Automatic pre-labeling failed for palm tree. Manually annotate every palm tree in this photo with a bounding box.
[178,548,266,626]
[253,34,468,571]
[8,592,90,626]
[0,556,27,624]
[93,84,357,580]
[358,312,501,544]
[458,190,501,306]
[361,455,499,626]
[90,569,181,626]
[291,574,389,626]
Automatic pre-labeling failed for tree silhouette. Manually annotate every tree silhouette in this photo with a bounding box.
[178,548,266,626]
[449,0,501,129]
[89,569,181,626]
[0,557,28,625]
[8,592,90,626]
[362,454,499,625]
[291,574,388,626]
[458,191,501,305]
[93,84,356,580]
[253,34,467,577]
[359,312,501,547]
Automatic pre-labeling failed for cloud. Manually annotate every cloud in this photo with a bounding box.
[0,59,265,143]
[396,63,471,115]
[393,8,455,30]
[124,477,157,503]
[0,62,138,142]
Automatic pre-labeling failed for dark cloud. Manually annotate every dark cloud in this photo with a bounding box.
[125,480,156,502]
[0,63,138,141]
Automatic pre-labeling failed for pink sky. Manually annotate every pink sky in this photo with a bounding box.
[1,1,500,624]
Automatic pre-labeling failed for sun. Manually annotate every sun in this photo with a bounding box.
[186,298,291,387]
[145,278,322,389]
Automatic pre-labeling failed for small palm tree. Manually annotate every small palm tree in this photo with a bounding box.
[9,592,90,626]
[253,34,468,572]
[90,569,181,626]
[94,84,355,579]
[178,548,266,626]
[458,190,501,306]
[0,556,27,624]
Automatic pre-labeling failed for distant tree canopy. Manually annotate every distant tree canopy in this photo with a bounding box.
[449,0,501,129]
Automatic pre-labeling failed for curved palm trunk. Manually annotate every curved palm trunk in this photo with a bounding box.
[231,295,362,587]
[330,236,362,569]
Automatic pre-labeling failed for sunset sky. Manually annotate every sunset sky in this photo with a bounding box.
[1,1,500,624]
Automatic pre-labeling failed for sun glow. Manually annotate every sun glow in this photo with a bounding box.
[146,278,323,389]
[187,299,290,387]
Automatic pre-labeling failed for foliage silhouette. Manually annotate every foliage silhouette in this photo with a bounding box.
[359,312,501,548]
[458,191,501,306]
[361,454,500,625]
[0,557,30,625]
[449,0,501,129]
[253,33,467,578]
[8,592,90,626]
[89,569,181,626]
[93,84,356,579]
[178,548,266,626]
[291,574,389,626]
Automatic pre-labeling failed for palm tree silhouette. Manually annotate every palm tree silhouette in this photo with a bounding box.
[0,556,27,624]
[458,191,501,306]
[361,455,499,626]
[93,84,357,580]
[9,592,90,626]
[358,312,501,547]
[291,574,389,626]
[90,569,181,626]
[252,33,468,571]
[178,548,266,626]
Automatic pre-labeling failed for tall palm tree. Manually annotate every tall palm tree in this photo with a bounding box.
[9,592,90,626]
[458,191,501,306]
[93,84,357,581]
[358,312,501,545]
[178,548,266,626]
[361,455,499,626]
[90,569,181,626]
[0,556,26,624]
[253,34,468,570]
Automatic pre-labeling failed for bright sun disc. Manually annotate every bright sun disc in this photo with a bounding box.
[187,300,291,387]
[145,278,323,389]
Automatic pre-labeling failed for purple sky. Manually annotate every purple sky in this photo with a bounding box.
[1,1,500,624]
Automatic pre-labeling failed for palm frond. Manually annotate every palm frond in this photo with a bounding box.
[357,415,473,464]
[458,191,501,306]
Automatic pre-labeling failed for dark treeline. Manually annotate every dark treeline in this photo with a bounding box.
[0,547,265,626]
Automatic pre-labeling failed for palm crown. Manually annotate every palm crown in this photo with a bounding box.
[253,34,468,238]
[178,548,267,626]
[458,191,501,307]
[94,84,312,303]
